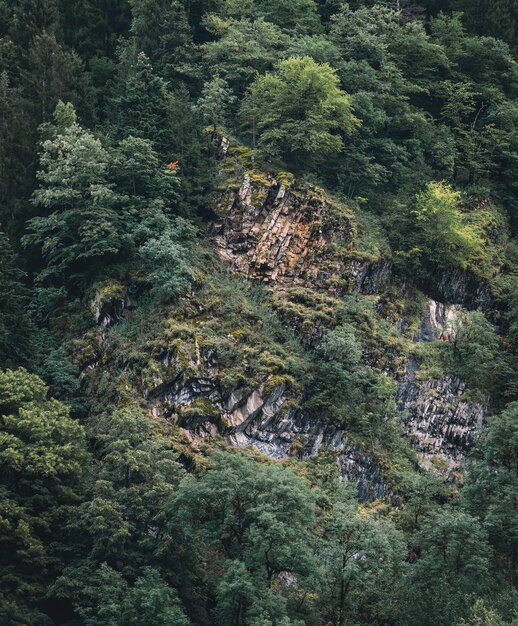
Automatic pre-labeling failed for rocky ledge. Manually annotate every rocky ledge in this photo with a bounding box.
[396,359,487,473]
[151,374,387,501]
[214,172,391,295]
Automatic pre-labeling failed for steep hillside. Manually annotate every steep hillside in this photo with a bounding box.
[3,2,518,624]
[73,143,500,503]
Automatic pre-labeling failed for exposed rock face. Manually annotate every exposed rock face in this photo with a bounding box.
[214,173,390,295]
[395,299,488,472]
[90,163,491,500]
[396,358,487,472]
[414,299,461,342]
[426,267,492,309]
[151,369,387,501]
[212,171,489,472]
[94,284,137,328]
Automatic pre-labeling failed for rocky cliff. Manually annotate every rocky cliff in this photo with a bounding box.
[214,172,391,295]
[211,167,489,483]
[90,161,492,498]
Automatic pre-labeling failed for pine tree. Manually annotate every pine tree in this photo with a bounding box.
[0,232,32,366]
[23,32,84,123]
[128,0,192,72]
[111,51,176,154]
[23,103,126,287]
[0,71,34,233]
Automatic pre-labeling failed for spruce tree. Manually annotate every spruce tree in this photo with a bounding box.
[23,103,126,287]
[111,51,176,155]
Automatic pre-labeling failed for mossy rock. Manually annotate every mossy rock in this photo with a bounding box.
[178,398,220,424]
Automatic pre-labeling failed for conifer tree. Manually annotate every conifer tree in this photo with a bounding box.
[23,103,126,287]
[111,51,175,154]
[0,232,32,366]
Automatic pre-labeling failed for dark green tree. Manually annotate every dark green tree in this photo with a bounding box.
[168,451,318,625]
[318,485,407,625]
[404,508,492,625]
[23,32,86,123]
[128,0,192,72]
[0,232,32,366]
[0,71,34,233]
[216,0,322,34]
[463,402,518,586]
[66,407,184,572]
[0,368,87,625]
[200,16,289,97]
[110,51,176,155]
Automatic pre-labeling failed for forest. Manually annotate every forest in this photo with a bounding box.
[1,0,518,624]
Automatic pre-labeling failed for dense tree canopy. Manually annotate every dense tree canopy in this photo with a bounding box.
[2,1,518,625]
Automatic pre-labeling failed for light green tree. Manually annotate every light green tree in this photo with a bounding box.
[396,181,484,275]
[456,598,504,626]
[196,75,236,131]
[138,217,197,301]
[241,56,357,166]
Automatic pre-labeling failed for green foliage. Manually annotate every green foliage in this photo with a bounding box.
[306,322,397,433]
[0,231,33,366]
[395,181,485,276]
[456,598,504,626]
[451,311,500,396]
[200,16,289,96]
[2,1,518,624]
[196,75,236,131]
[24,108,127,286]
[328,3,448,198]
[110,50,177,154]
[53,562,191,626]
[0,368,87,625]
[168,451,318,624]
[241,56,357,167]
[128,0,192,72]
[138,217,197,301]
[463,402,518,585]
[121,567,191,626]
[412,309,500,398]
[24,31,86,123]
[450,0,518,51]
[111,135,179,207]
[0,71,34,229]
[318,484,407,624]
[217,0,322,34]
[404,507,493,625]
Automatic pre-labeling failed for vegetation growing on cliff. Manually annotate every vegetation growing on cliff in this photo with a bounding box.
[1,0,518,624]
